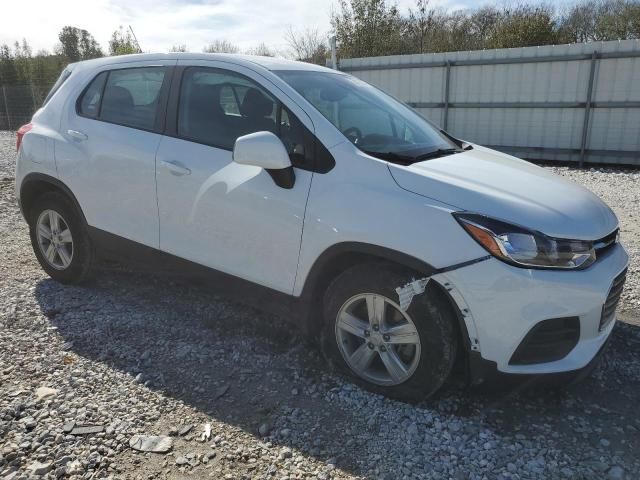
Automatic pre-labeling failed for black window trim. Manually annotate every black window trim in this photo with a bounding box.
[43,67,73,106]
[165,65,335,174]
[75,65,173,135]
[75,70,107,120]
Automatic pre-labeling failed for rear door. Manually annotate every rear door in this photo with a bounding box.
[57,61,174,248]
[155,60,315,294]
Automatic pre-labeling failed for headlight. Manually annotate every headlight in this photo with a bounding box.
[454,213,596,269]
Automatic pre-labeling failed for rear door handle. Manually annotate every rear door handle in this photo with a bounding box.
[161,160,191,176]
[67,129,88,141]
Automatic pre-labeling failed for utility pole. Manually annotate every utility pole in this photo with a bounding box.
[129,25,142,53]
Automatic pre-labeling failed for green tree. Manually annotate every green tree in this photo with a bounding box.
[407,0,436,54]
[594,0,640,40]
[332,0,406,58]
[486,5,559,49]
[0,44,18,85]
[78,29,103,59]
[13,39,33,84]
[109,26,139,56]
[58,26,103,62]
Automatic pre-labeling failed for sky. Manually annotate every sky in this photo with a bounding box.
[0,0,471,56]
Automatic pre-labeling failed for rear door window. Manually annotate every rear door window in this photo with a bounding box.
[100,68,168,130]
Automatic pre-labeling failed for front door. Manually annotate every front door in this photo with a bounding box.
[155,61,315,294]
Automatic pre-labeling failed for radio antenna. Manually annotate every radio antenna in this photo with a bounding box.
[129,25,142,53]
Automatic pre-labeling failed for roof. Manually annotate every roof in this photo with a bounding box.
[69,53,337,73]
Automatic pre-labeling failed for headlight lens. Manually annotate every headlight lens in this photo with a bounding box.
[454,213,596,269]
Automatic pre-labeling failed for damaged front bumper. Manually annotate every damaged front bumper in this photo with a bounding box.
[402,243,628,381]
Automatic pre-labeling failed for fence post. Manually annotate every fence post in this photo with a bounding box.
[2,86,11,131]
[330,36,338,70]
[30,83,38,111]
[443,61,452,131]
[579,51,598,168]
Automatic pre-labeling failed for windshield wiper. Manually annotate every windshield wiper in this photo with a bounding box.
[360,150,415,165]
[412,148,464,162]
[361,147,465,165]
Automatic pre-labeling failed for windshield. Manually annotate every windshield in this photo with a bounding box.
[274,70,459,162]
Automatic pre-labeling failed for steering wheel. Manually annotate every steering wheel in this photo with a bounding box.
[342,127,363,145]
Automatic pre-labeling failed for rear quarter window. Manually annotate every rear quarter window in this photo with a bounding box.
[76,67,169,132]
[78,71,107,118]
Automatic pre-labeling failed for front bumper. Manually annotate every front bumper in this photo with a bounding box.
[439,243,629,375]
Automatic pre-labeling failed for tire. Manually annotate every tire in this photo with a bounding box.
[28,191,95,284]
[321,262,457,401]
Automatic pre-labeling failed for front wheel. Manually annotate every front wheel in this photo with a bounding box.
[28,192,95,284]
[322,263,457,401]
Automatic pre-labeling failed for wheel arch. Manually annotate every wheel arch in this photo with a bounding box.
[300,242,437,301]
[299,242,474,381]
[19,173,87,225]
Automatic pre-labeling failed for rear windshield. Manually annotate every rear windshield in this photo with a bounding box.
[43,68,72,106]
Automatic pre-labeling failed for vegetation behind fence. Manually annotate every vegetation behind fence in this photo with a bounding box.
[2,0,640,141]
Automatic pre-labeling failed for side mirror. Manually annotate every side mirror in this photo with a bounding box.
[233,131,295,189]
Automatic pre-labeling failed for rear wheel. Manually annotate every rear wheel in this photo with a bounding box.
[28,192,95,284]
[322,263,457,400]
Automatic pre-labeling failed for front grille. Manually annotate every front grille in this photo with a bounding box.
[509,317,580,365]
[600,268,627,330]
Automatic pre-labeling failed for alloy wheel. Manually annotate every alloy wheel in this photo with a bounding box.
[335,293,421,386]
[36,209,74,270]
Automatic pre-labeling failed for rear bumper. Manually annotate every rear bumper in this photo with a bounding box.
[439,242,629,375]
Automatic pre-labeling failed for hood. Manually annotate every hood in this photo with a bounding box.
[388,145,618,240]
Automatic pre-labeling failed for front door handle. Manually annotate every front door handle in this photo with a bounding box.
[67,129,88,141]
[161,160,191,176]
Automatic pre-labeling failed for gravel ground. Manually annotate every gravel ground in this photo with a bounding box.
[1,129,639,480]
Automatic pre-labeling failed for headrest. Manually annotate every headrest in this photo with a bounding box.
[240,88,274,118]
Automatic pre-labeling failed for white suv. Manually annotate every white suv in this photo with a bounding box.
[15,54,628,399]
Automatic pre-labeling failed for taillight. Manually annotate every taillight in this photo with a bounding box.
[17,122,33,152]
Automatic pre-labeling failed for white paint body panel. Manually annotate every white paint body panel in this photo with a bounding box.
[441,244,629,373]
[388,144,619,239]
[292,141,488,296]
[15,53,630,378]
[155,136,312,294]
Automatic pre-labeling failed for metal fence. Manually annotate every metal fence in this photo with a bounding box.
[0,85,49,131]
[337,39,640,166]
